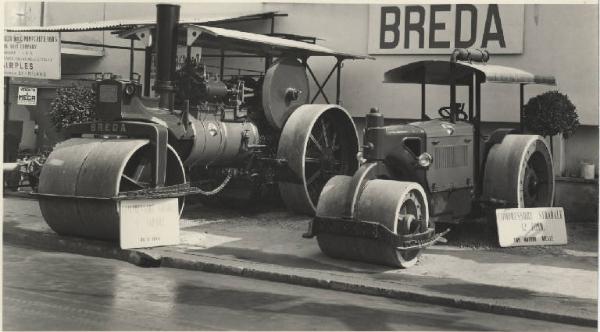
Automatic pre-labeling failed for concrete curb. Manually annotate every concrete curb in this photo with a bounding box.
[4,227,597,328]
[2,191,36,200]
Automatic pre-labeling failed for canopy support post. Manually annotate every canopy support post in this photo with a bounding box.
[129,39,135,80]
[520,83,525,133]
[220,50,225,79]
[264,16,275,72]
[474,78,482,197]
[143,46,152,96]
[468,78,474,121]
[449,62,457,123]
[335,57,342,104]
[421,83,426,120]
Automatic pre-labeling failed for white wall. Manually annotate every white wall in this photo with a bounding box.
[5,2,598,172]
[265,3,598,126]
[15,3,597,125]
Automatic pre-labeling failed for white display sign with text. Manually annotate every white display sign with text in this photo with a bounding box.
[4,32,61,79]
[120,198,180,249]
[496,207,567,247]
[17,86,38,106]
[368,4,524,54]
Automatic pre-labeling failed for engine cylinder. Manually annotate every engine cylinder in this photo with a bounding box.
[205,80,228,100]
[183,116,260,167]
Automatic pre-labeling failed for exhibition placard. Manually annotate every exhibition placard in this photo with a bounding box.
[496,207,567,247]
[4,32,61,79]
[120,198,180,249]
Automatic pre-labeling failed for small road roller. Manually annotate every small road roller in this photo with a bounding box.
[36,4,368,241]
[305,49,557,268]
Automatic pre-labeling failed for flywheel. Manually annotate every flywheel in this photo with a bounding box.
[262,57,310,129]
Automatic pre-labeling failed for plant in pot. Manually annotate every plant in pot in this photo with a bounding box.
[27,85,97,190]
[49,85,97,133]
[523,90,579,176]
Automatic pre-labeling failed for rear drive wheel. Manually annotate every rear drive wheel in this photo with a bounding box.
[483,135,554,207]
[278,105,358,215]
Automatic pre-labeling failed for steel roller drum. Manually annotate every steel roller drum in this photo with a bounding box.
[316,179,429,268]
[37,138,186,241]
[277,104,359,215]
[482,134,554,207]
[262,57,310,129]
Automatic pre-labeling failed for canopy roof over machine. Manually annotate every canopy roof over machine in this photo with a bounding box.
[5,12,285,32]
[384,60,556,86]
[6,8,370,103]
[116,23,371,60]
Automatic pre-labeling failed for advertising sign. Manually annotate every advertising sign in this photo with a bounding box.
[4,32,61,79]
[368,4,524,54]
[17,86,38,105]
[120,198,180,249]
[496,207,567,247]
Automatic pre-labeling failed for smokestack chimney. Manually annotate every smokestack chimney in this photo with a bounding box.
[155,4,180,110]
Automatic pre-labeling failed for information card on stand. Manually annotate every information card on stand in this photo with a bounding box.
[496,207,567,247]
[120,198,180,249]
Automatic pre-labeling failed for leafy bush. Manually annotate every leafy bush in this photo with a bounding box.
[49,86,96,130]
[523,91,579,138]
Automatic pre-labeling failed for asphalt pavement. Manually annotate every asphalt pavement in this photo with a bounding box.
[4,243,596,331]
[3,195,598,328]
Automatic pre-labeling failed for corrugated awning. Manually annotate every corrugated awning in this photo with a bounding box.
[384,60,556,85]
[5,11,283,32]
[176,25,372,60]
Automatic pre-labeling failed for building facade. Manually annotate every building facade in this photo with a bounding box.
[3,2,598,177]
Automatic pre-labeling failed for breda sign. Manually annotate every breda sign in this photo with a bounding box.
[368,4,524,54]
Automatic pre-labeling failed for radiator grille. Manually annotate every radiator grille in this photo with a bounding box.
[434,145,468,169]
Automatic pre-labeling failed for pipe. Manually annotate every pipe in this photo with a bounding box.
[450,48,490,63]
[154,3,180,110]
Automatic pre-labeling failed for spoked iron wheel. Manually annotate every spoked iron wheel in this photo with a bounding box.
[304,115,353,207]
[278,105,359,215]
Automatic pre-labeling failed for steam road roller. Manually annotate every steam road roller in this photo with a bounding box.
[304,49,557,268]
[36,4,365,241]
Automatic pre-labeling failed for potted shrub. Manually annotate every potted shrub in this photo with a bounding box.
[49,85,97,132]
[523,90,579,176]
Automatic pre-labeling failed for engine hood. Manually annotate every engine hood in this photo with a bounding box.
[409,119,473,137]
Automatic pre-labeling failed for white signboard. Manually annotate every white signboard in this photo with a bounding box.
[496,207,567,247]
[17,86,38,105]
[368,4,524,54]
[120,198,180,249]
[4,32,61,79]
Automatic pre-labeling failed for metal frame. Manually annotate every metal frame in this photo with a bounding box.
[304,57,344,104]
[416,68,538,200]
[127,23,353,105]
[66,121,169,187]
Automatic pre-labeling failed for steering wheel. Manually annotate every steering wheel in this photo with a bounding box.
[438,103,468,121]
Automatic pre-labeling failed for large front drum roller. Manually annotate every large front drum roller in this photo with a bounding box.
[277,105,359,215]
[483,135,554,207]
[316,179,430,268]
[37,138,186,241]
